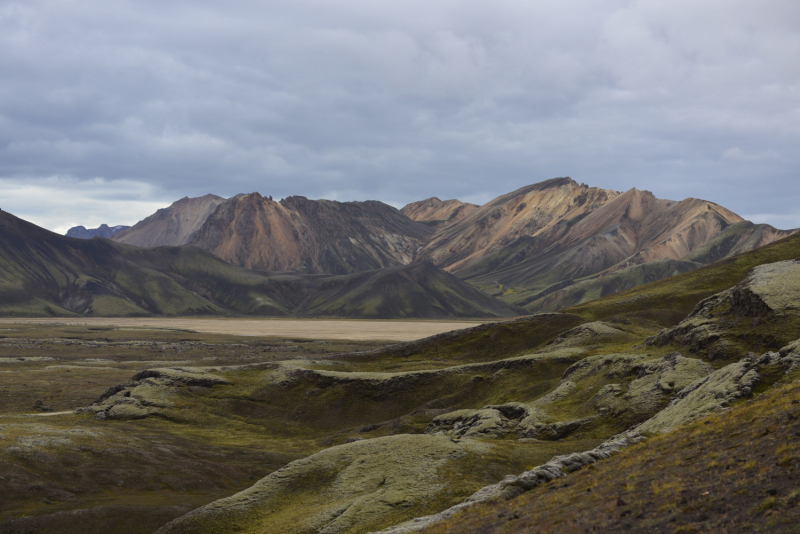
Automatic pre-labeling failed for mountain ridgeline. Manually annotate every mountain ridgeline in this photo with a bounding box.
[29,176,797,317]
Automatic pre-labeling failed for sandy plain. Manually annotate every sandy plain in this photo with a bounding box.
[0,317,489,341]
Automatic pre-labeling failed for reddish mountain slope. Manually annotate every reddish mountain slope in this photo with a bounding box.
[188,193,434,274]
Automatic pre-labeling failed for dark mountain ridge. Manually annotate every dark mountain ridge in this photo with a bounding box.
[0,210,521,319]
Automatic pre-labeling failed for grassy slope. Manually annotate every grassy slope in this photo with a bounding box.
[425,379,800,534]
[566,231,800,323]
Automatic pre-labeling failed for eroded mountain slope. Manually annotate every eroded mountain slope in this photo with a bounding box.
[189,193,434,274]
[458,188,793,311]
[416,178,620,271]
[112,194,226,247]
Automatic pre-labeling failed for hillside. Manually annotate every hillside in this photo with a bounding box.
[424,380,800,534]
[295,261,527,318]
[148,231,800,534]
[0,210,519,319]
[189,193,434,274]
[112,194,226,247]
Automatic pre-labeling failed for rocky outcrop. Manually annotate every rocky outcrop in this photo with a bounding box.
[424,350,713,441]
[78,367,229,420]
[649,258,800,353]
[374,434,644,534]
[632,341,800,436]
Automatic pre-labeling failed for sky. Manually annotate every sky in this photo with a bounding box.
[1,0,799,234]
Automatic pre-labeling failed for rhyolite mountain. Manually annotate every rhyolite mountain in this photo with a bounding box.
[187,193,434,274]
[97,177,795,312]
[66,224,130,239]
[0,209,522,318]
[443,180,795,310]
[112,194,226,247]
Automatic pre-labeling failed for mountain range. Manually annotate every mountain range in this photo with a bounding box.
[79,177,796,314]
[2,177,793,319]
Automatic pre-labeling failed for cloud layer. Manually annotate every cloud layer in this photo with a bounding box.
[1,0,799,232]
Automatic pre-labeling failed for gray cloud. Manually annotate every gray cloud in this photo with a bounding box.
[1,0,799,232]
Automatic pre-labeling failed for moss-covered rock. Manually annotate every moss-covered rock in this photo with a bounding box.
[155,434,489,534]
[79,367,230,421]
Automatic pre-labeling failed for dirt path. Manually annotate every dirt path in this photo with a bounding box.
[0,317,489,341]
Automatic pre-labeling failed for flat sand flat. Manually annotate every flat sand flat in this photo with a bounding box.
[0,317,489,341]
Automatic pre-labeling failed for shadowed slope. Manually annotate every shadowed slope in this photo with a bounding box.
[0,210,520,319]
[296,261,527,318]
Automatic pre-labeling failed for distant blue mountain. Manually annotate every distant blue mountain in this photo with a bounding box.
[66,224,130,239]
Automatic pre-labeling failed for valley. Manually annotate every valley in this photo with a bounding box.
[1,230,799,533]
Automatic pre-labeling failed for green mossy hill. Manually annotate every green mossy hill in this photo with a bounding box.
[649,258,800,362]
[0,210,521,318]
[421,378,800,534]
[512,258,702,313]
[155,434,479,534]
[331,313,591,370]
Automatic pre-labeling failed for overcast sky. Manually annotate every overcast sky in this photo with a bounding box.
[1,0,799,233]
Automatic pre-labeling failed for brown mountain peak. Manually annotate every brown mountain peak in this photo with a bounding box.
[189,195,433,274]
